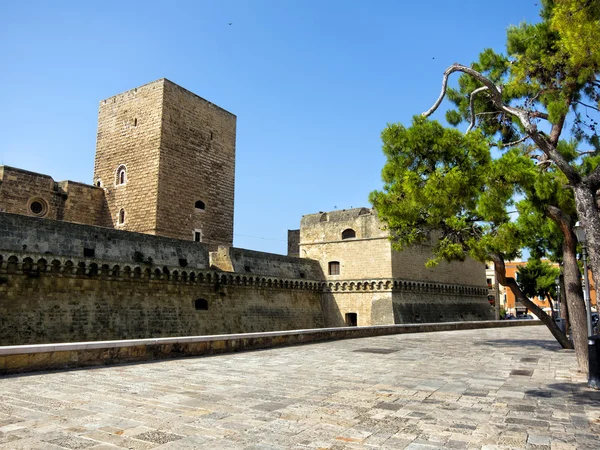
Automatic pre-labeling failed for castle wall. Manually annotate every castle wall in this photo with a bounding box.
[299,208,392,279]
[391,243,487,285]
[0,253,324,345]
[391,288,493,323]
[156,80,236,246]
[322,280,492,328]
[0,167,60,219]
[215,246,324,279]
[93,79,164,233]
[0,213,209,268]
[57,180,106,225]
[0,167,105,226]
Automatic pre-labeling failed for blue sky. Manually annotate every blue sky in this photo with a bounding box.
[0,0,541,254]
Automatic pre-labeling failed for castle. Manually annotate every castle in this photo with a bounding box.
[0,79,492,345]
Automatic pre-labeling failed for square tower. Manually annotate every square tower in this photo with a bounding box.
[93,79,236,246]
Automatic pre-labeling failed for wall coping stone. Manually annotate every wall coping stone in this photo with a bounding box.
[0,320,542,356]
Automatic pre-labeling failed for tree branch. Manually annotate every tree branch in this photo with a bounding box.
[424,63,581,185]
[467,86,489,133]
[575,100,600,112]
[489,135,529,149]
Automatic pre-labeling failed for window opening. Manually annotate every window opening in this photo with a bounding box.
[328,261,340,276]
[116,165,127,185]
[118,209,125,224]
[29,198,48,217]
[194,230,202,242]
[341,229,356,240]
[194,299,208,310]
[83,248,95,258]
[195,200,205,211]
[345,313,357,326]
[133,118,137,127]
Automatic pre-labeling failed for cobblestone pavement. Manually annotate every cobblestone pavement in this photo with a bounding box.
[1,326,599,449]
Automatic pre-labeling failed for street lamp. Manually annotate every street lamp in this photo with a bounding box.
[554,276,563,332]
[573,221,599,389]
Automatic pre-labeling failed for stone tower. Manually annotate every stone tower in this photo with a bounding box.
[93,79,236,247]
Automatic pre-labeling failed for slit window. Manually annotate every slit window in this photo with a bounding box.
[328,261,340,276]
[194,230,202,242]
[341,229,356,240]
[118,209,125,225]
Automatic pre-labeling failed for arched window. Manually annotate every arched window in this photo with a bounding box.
[116,165,127,185]
[96,179,103,187]
[328,261,340,276]
[195,200,205,211]
[118,209,125,225]
[341,229,356,240]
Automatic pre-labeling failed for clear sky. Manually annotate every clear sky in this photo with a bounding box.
[0,0,542,254]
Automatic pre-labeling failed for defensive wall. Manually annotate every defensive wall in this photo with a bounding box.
[0,320,542,375]
[0,213,324,346]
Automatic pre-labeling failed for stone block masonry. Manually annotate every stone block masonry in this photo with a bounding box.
[0,212,209,268]
[0,251,324,346]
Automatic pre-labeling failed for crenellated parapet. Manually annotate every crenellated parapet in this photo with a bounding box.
[322,278,487,296]
[0,252,486,296]
[0,252,323,291]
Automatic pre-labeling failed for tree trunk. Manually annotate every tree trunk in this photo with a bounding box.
[559,273,570,337]
[491,253,573,349]
[573,184,600,292]
[546,294,555,319]
[547,205,589,373]
[561,228,589,373]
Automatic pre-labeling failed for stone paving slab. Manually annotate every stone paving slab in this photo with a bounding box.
[0,326,599,449]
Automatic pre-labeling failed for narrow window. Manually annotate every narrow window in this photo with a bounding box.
[194,230,202,242]
[194,299,208,310]
[118,209,125,224]
[345,313,357,326]
[341,229,356,240]
[116,165,127,185]
[328,261,340,276]
[133,118,137,127]
[96,179,103,187]
[195,200,205,211]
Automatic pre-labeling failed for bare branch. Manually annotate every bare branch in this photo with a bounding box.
[489,135,529,149]
[577,150,598,156]
[529,111,549,120]
[423,63,581,184]
[575,100,600,112]
[467,86,488,133]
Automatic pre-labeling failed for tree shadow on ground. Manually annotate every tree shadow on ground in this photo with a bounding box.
[528,382,600,406]
[474,339,564,351]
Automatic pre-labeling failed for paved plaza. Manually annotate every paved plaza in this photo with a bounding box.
[0,326,599,449]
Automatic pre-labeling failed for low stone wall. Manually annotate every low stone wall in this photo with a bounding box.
[0,320,542,375]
